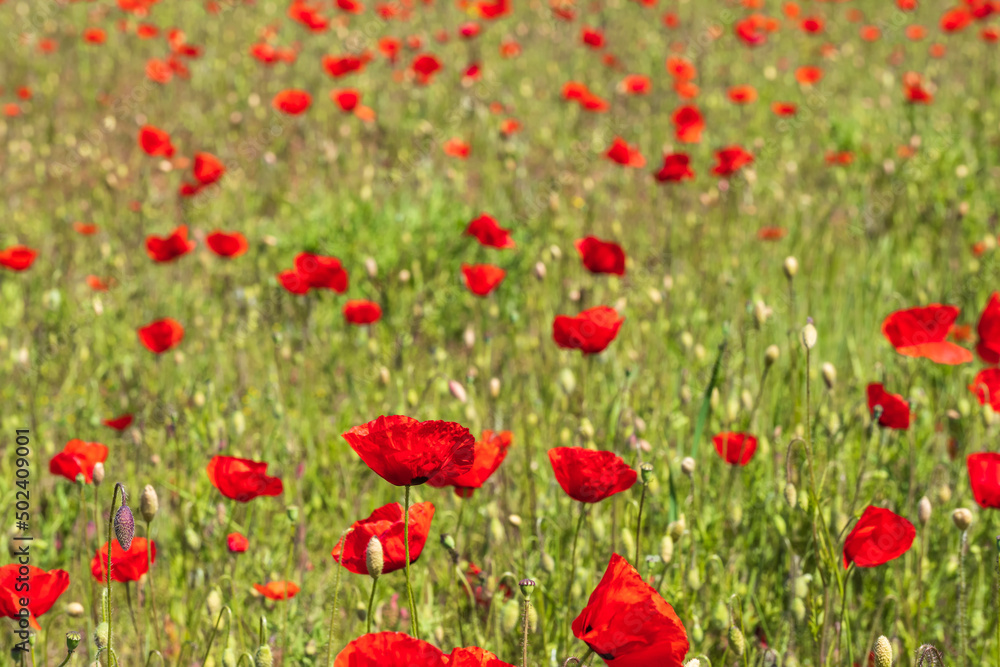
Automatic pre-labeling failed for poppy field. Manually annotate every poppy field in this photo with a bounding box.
[3,0,1000,665]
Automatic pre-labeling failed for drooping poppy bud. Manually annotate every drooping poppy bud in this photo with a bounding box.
[114,503,135,552]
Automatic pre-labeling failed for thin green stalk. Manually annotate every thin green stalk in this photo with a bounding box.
[561,503,586,654]
[146,520,163,649]
[960,529,969,667]
[326,541,345,667]
[199,606,232,666]
[635,482,648,568]
[105,483,126,667]
[840,565,855,667]
[366,576,379,634]
[403,484,420,638]
[522,597,531,667]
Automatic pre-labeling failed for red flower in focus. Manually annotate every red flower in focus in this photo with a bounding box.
[332,88,361,111]
[655,153,695,182]
[711,146,754,176]
[206,455,284,502]
[0,566,70,631]
[462,264,506,296]
[969,369,1000,411]
[227,532,249,553]
[0,246,38,271]
[605,137,645,167]
[866,383,911,430]
[553,306,624,355]
[572,553,689,666]
[91,538,155,582]
[548,447,637,503]
[968,452,1000,508]
[712,432,758,466]
[332,502,435,574]
[581,26,605,48]
[842,506,915,568]
[138,318,184,354]
[466,213,515,248]
[672,105,704,143]
[206,230,249,258]
[344,299,383,325]
[334,632,446,666]
[343,415,476,486]
[254,581,300,600]
[412,53,442,84]
[575,236,626,276]
[881,305,972,364]
[104,414,134,430]
[273,89,312,114]
[146,225,195,263]
[428,430,512,497]
[138,125,175,157]
[49,439,108,484]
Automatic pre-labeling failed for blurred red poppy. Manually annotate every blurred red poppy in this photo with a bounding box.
[549,447,637,503]
[881,305,972,364]
[0,566,69,631]
[138,318,185,354]
[656,153,695,182]
[334,632,446,666]
[412,53,442,84]
[324,55,366,77]
[941,6,973,31]
[666,56,696,80]
[711,146,754,176]
[581,26,605,48]
[866,383,910,429]
[448,647,516,666]
[728,85,757,104]
[49,439,108,484]
[443,138,471,158]
[795,66,823,84]
[138,125,175,157]
[757,227,787,240]
[254,581,300,600]
[0,246,38,271]
[462,264,506,296]
[553,306,624,354]
[736,17,767,45]
[289,0,330,30]
[146,225,195,263]
[280,253,349,293]
[466,213,515,248]
[575,237,626,276]
[605,137,645,167]
[206,231,249,258]
[228,532,249,553]
[620,74,651,94]
[91,538,155,582]
[343,415,476,486]
[273,89,312,115]
[332,88,361,111]
[968,452,1000,508]
[428,430,512,497]
[904,73,933,104]
[344,300,383,325]
[207,455,284,502]
[712,432,758,466]
[332,501,435,574]
[801,15,825,32]
[74,222,99,235]
[104,414,134,430]
[194,152,225,184]
[83,28,107,44]
[861,25,882,41]
[969,369,1000,411]
[842,506,915,568]
[572,553,689,666]
[146,58,173,83]
[672,105,704,143]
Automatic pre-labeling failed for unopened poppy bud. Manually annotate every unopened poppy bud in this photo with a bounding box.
[185,526,202,551]
[66,602,85,618]
[952,508,973,531]
[540,552,555,573]
[94,622,109,649]
[728,625,746,656]
[669,516,686,541]
[681,457,695,477]
[783,256,798,279]
[873,635,892,667]
[222,647,238,667]
[364,257,378,278]
[286,506,299,522]
[686,567,701,590]
[938,484,952,504]
[784,482,797,508]
[791,597,806,622]
[819,362,836,389]
[508,514,522,527]
[66,631,81,652]
[366,537,384,579]
[918,496,931,526]
[518,578,535,600]
[534,261,546,280]
[254,644,274,667]
[753,301,772,326]
[660,535,674,563]
[92,462,105,486]
[784,653,800,667]
[449,380,468,403]
[75,472,86,484]
[764,345,780,366]
[114,503,135,552]
[441,534,456,552]
[640,462,653,484]
[140,485,158,523]
[801,320,817,350]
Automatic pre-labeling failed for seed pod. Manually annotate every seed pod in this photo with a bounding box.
[254,645,274,667]
[952,508,973,531]
[140,485,159,523]
[222,648,238,667]
[366,537,384,579]
[640,463,654,484]
[873,635,892,667]
[918,496,931,526]
[66,631,81,651]
[114,503,135,552]
[784,483,797,509]
[519,578,536,600]
[728,625,746,656]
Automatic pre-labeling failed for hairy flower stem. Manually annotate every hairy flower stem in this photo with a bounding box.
[404,485,420,638]
[522,597,531,667]
[562,503,586,654]
[840,565,855,667]
[325,544,345,667]
[145,520,163,649]
[635,483,648,568]
[200,606,232,666]
[105,483,126,667]
[960,529,969,667]
[366,576,379,634]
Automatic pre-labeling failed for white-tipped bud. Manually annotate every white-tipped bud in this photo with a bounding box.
[534,261,546,280]
[783,256,798,279]
[489,377,501,397]
[66,602,85,618]
[366,537,384,579]
[681,457,696,477]
[765,345,780,366]
[140,485,159,523]
[448,380,468,403]
[918,496,931,526]
[464,326,476,349]
[364,257,378,278]
[92,462,105,486]
[801,321,817,350]
[952,507,973,531]
[821,362,836,389]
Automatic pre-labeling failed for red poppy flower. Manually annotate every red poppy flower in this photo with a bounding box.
[344,300,383,325]
[671,105,704,143]
[563,81,590,100]
[941,6,973,31]
[207,455,284,502]
[655,153,695,182]
[459,22,481,38]
[85,274,111,292]
[324,55,366,77]
[548,447,637,503]
[825,151,854,166]
[983,26,1000,42]
[861,25,882,41]
[575,237,626,276]
[866,383,911,430]
[904,74,933,104]
[665,56,696,80]
[572,553,689,667]
[91,538,155,583]
[428,430,512,497]
[291,252,349,292]
[228,532,249,553]
[462,264,506,296]
[49,439,109,484]
[443,138,471,158]
[343,415,475,486]
[138,318,185,354]
[842,506,915,568]
[801,15,825,32]
[728,85,757,104]
[881,305,972,364]
[712,432,758,466]
[711,146,754,176]
[0,246,38,271]
[289,1,330,30]
[278,270,310,295]
[193,152,225,185]
[553,306,624,355]
[73,222,98,235]
[273,89,312,115]
[83,27,107,44]
[412,53,442,84]
[968,452,1000,508]
[338,0,364,12]
[757,227,787,240]
[334,632,446,666]
[138,125,175,157]
[466,213,515,249]
[579,92,610,112]
[332,88,361,111]
[146,58,173,83]
[206,230,249,258]
[254,581,300,600]
[969,369,1000,411]
[332,501,435,574]
[620,74,651,94]
[447,647,516,667]
[0,566,70,631]
[146,225,195,263]
[581,26,605,48]
[605,137,645,168]
[771,102,797,116]
[795,66,823,84]
[104,414,134,430]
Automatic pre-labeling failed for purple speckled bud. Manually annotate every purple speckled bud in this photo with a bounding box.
[114,504,135,552]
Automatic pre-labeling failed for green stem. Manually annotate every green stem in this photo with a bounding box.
[404,485,420,638]
[522,598,531,667]
[635,484,647,568]
[562,503,586,654]
[366,577,379,634]
[280,527,295,658]
[960,529,968,667]
[105,483,125,667]
[146,521,163,650]
[840,565,854,667]
[326,544,345,667]
[199,606,232,667]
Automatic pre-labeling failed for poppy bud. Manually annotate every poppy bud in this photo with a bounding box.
[873,635,892,667]
[114,503,135,552]
[669,516,686,541]
[66,631,81,652]
[501,599,521,633]
[952,508,973,531]
[918,496,931,526]
[441,534,456,552]
[784,483,797,508]
[94,622,109,650]
[254,645,274,667]
[185,526,202,551]
[728,625,746,656]
[684,661,701,667]
[791,597,806,622]
[783,256,798,279]
[222,647,238,667]
[464,326,476,349]
[764,345,780,366]
[801,320,817,350]
[784,653,800,667]
[539,552,555,573]
[798,488,809,512]
[519,578,535,600]
[508,514,522,528]
[681,457,695,477]
[92,462,105,486]
[938,485,952,504]
[660,535,674,563]
[534,261,546,280]
[66,602,85,618]
[75,472,86,484]
[753,301,772,326]
[287,506,299,523]
[364,257,378,278]
[449,380,468,403]
[820,362,836,389]
[140,485,158,523]
[690,617,704,644]
[379,366,390,385]
[640,462,653,484]
[366,537,384,580]
[686,567,701,590]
